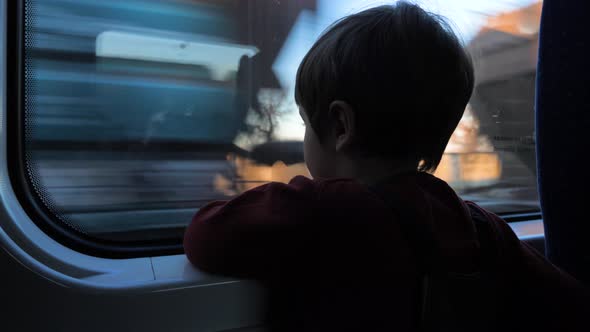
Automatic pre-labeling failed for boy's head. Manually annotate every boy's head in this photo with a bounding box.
[295,2,474,179]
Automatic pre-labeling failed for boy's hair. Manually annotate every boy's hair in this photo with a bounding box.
[295,1,474,172]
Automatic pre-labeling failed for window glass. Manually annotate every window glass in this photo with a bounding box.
[23,0,541,242]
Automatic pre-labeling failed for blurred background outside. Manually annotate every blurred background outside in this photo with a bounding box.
[24,0,542,240]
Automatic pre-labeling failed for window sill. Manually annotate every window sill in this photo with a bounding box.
[0,159,243,294]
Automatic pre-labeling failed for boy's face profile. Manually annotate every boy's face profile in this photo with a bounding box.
[300,107,325,179]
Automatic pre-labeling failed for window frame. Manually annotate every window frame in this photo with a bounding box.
[0,0,546,295]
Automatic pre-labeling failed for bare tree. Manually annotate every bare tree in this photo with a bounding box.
[235,88,289,149]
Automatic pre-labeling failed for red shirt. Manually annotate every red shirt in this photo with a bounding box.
[184,172,589,331]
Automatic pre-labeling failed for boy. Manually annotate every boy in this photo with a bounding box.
[185,2,588,331]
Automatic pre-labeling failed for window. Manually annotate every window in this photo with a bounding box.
[15,0,541,256]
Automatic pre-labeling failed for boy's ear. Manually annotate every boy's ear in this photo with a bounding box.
[329,100,356,152]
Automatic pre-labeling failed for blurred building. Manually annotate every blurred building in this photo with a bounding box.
[468,1,542,174]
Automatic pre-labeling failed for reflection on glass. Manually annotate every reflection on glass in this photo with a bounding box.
[24,0,542,241]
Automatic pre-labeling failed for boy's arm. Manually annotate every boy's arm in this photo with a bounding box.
[183,176,316,279]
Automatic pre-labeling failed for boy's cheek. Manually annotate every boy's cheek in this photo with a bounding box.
[303,142,319,178]
[303,125,335,178]
[303,144,317,178]
[304,143,331,179]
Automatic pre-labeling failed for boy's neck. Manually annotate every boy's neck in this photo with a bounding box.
[336,157,418,185]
